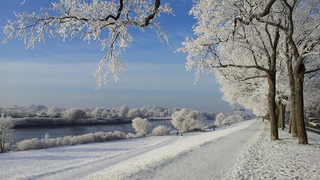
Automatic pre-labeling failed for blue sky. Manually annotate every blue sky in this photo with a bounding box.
[0,0,231,112]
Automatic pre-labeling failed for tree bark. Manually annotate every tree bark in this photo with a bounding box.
[268,74,278,140]
[285,38,297,136]
[294,63,308,144]
[281,102,286,130]
[290,92,298,136]
[277,98,286,130]
[277,99,282,128]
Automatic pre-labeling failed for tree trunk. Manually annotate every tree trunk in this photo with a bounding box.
[288,115,291,133]
[277,99,282,129]
[285,40,297,136]
[281,102,286,130]
[268,74,278,141]
[294,63,308,144]
[290,95,298,136]
[277,100,286,130]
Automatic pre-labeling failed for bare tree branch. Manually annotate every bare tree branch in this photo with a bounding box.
[234,0,277,26]
[305,67,320,75]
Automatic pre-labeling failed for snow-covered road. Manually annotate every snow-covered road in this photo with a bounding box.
[126,120,263,180]
[0,120,259,180]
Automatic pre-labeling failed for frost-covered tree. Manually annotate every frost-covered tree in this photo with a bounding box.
[117,105,129,118]
[214,113,228,127]
[91,107,104,118]
[127,108,140,119]
[151,125,170,136]
[3,0,172,87]
[47,106,62,118]
[171,108,205,132]
[63,108,87,121]
[28,105,48,117]
[132,117,149,137]
[0,114,14,153]
[179,0,283,140]
[101,109,111,118]
[304,77,320,118]
[215,111,248,126]
[230,0,320,144]
[179,0,320,144]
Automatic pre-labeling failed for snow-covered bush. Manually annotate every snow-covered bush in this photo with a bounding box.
[101,109,110,118]
[214,113,228,126]
[171,109,206,132]
[0,114,14,153]
[151,125,170,136]
[91,107,104,118]
[132,117,149,136]
[127,108,140,119]
[117,105,129,118]
[47,106,62,118]
[63,108,87,121]
[16,131,128,151]
[223,114,244,125]
[214,113,244,126]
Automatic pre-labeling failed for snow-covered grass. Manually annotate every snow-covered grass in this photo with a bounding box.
[227,121,320,179]
[16,131,131,151]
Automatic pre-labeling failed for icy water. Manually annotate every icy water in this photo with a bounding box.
[13,120,173,143]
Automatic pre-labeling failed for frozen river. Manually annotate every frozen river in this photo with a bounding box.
[13,120,173,143]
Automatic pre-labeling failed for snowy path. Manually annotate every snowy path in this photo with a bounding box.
[0,120,258,180]
[126,120,263,180]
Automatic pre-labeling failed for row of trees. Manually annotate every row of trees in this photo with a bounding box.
[179,0,320,144]
[0,105,217,122]
[0,105,177,119]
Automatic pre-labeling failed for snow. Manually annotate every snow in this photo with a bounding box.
[1,119,319,180]
[226,121,320,180]
[86,120,257,180]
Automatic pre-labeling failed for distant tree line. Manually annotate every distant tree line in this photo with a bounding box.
[0,105,217,121]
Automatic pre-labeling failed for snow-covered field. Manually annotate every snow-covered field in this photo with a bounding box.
[0,120,256,180]
[1,119,319,180]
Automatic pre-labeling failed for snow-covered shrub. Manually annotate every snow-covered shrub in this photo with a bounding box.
[214,113,228,126]
[0,114,14,153]
[101,109,111,118]
[126,133,137,138]
[214,113,244,126]
[16,138,43,151]
[127,108,140,119]
[151,125,170,136]
[63,108,86,121]
[222,114,244,125]
[47,106,62,118]
[91,107,104,118]
[171,109,206,132]
[16,131,128,151]
[117,105,129,118]
[132,117,149,136]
